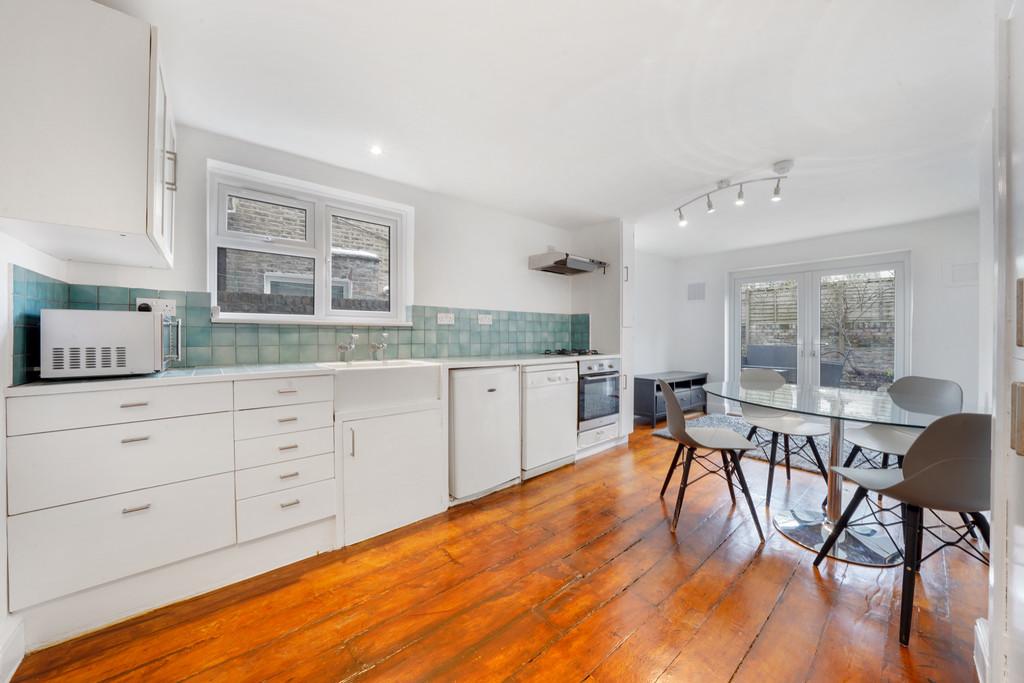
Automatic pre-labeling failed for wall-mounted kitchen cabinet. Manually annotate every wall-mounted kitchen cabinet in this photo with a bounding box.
[0,0,176,268]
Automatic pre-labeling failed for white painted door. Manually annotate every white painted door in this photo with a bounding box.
[985,6,1024,681]
[341,408,446,545]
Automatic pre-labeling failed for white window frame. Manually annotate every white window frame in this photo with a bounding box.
[725,251,911,388]
[206,160,414,326]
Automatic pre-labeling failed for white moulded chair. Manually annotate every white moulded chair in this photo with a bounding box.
[739,368,830,506]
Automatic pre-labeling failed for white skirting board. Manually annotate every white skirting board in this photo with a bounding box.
[17,518,335,651]
[575,436,628,462]
[974,617,989,683]
[0,617,25,683]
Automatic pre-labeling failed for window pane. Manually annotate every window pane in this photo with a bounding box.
[739,278,799,383]
[819,270,896,390]
[330,214,391,312]
[216,247,315,315]
[226,194,308,241]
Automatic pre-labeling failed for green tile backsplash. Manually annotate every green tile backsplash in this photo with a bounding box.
[8,266,591,385]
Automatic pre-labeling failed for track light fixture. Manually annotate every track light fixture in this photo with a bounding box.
[671,160,792,227]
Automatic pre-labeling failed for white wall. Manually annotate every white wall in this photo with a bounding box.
[66,126,575,314]
[571,220,622,353]
[634,211,982,409]
[632,251,678,375]
[0,235,67,677]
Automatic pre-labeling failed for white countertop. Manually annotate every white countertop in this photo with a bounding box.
[4,354,620,397]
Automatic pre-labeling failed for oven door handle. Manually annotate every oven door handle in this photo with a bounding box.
[580,371,619,380]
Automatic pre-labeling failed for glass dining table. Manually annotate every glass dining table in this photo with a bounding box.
[703,381,940,567]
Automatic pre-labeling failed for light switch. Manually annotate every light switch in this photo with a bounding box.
[437,312,455,325]
[477,314,493,325]
[135,297,177,315]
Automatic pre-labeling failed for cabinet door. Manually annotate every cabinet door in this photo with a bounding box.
[619,329,635,436]
[0,0,151,235]
[341,408,446,545]
[620,222,636,328]
[149,57,175,266]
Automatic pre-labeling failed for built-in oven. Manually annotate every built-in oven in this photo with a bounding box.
[578,358,620,432]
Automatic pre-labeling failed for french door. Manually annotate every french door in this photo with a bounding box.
[731,255,908,390]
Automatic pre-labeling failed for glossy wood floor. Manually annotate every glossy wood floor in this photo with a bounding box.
[14,423,986,682]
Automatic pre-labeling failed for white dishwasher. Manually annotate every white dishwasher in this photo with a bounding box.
[449,366,521,501]
[521,363,579,479]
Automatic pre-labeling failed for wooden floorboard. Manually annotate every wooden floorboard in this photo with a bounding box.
[13,424,986,682]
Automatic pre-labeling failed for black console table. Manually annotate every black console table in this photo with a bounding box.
[634,371,709,427]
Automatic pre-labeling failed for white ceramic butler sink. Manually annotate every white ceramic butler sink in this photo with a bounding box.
[318,359,442,413]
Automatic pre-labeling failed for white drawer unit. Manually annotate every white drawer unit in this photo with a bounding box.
[578,424,619,450]
[234,427,335,470]
[234,401,334,440]
[7,412,234,515]
[8,473,236,610]
[235,453,334,500]
[233,375,333,411]
[236,479,336,543]
[6,382,233,436]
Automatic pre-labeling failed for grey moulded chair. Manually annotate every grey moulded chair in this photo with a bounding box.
[658,380,764,542]
[739,368,830,505]
[814,412,991,646]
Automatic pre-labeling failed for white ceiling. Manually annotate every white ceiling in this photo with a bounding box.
[100,0,992,257]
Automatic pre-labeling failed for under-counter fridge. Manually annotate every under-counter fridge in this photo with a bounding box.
[449,366,521,501]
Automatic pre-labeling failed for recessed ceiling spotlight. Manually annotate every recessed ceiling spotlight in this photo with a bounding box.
[676,209,687,227]
[735,184,745,206]
[771,178,783,202]
[370,144,383,156]
[705,194,715,214]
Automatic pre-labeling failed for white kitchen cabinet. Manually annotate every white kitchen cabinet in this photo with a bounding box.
[620,221,635,328]
[340,408,446,545]
[449,367,521,500]
[619,329,635,437]
[0,0,176,268]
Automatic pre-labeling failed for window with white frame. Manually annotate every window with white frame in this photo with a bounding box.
[207,162,413,324]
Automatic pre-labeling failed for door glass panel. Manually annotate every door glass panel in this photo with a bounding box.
[818,269,896,390]
[739,278,800,383]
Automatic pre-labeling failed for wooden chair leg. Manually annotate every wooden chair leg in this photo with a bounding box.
[720,450,736,504]
[806,437,828,483]
[813,486,869,566]
[900,505,923,646]
[728,450,764,542]
[670,447,696,532]
[766,431,780,507]
[968,512,990,546]
[783,434,792,480]
[660,444,683,497]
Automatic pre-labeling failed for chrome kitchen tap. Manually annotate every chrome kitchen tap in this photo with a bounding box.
[370,332,389,360]
[338,333,359,362]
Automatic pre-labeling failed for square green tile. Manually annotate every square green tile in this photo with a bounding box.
[318,328,334,345]
[186,307,211,326]
[299,345,318,362]
[236,346,258,364]
[318,345,337,361]
[258,326,280,345]
[69,285,98,304]
[97,286,129,305]
[187,347,212,366]
[186,327,211,347]
[258,346,279,364]
[235,324,258,346]
[279,326,299,346]
[299,327,318,344]
[279,345,299,363]
[186,291,211,307]
[212,325,236,346]
[211,346,236,366]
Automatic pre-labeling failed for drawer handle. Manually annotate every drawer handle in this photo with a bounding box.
[120,436,151,444]
[122,504,151,514]
[277,388,298,395]
[277,417,299,423]
[120,401,149,409]
[279,471,300,480]
[280,499,301,509]
[278,444,299,451]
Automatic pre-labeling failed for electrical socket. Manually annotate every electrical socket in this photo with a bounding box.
[437,312,455,325]
[477,314,493,326]
[135,298,177,315]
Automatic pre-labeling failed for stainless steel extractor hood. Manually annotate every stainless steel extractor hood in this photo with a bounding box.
[528,252,608,275]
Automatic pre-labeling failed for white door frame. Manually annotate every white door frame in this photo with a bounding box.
[727,251,911,387]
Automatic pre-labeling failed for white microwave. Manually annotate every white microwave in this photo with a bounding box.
[40,309,182,379]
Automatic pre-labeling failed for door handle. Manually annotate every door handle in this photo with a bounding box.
[1012,382,1024,456]
[122,504,151,515]
[624,265,630,282]
[164,150,177,191]
[350,427,356,457]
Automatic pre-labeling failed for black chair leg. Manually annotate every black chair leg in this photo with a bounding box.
[783,434,792,480]
[900,505,923,646]
[842,444,862,468]
[968,512,990,547]
[660,444,683,497]
[959,512,979,540]
[806,437,828,483]
[728,450,764,542]
[813,486,869,566]
[670,447,696,532]
[766,431,780,507]
[720,450,736,504]
[881,452,890,469]
[746,425,757,442]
